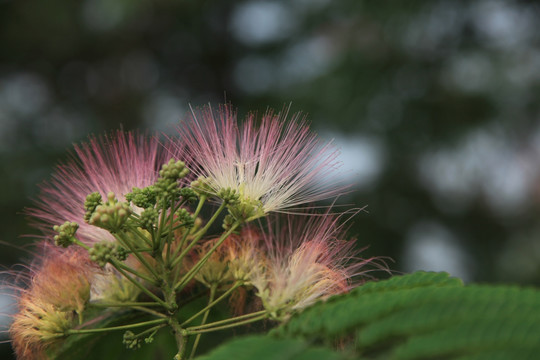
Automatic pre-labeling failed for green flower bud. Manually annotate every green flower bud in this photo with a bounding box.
[222,214,236,230]
[155,179,180,203]
[53,221,79,248]
[176,208,194,228]
[123,331,140,350]
[218,187,240,205]
[139,208,159,230]
[84,192,102,223]
[159,159,189,180]
[89,241,114,267]
[144,334,155,344]
[155,162,183,203]
[191,176,214,197]
[115,246,129,261]
[125,186,158,208]
[89,241,128,267]
[227,198,264,222]
[180,187,198,203]
[88,192,132,232]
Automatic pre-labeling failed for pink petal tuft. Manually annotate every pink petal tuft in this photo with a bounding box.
[168,104,347,213]
[28,131,169,245]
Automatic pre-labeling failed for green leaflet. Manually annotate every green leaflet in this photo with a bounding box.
[196,335,346,360]
[389,316,540,359]
[274,271,540,360]
[350,271,464,295]
[358,286,540,348]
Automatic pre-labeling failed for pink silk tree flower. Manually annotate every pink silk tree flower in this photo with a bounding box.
[249,213,388,319]
[170,105,346,214]
[9,244,99,360]
[28,131,169,245]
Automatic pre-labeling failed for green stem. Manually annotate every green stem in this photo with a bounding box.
[174,220,240,292]
[89,301,162,308]
[127,225,154,248]
[115,232,161,281]
[68,318,167,335]
[132,306,168,318]
[128,248,153,253]
[109,258,169,309]
[112,257,158,285]
[170,201,227,270]
[180,282,242,327]
[170,196,207,284]
[184,313,268,335]
[187,310,267,330]
[74,238,90,250]
[167,195,205,243]
[169,317,188,360]
[161,198,175,255]
[163,222,195,236]
[131,323,166,340]
[192,195,207,218]
[189,284,216,359]
[245,213,265,223]
[171,227,192,286]
[154,200,169,252]
[171,223,195,282]
[165,199,184,265]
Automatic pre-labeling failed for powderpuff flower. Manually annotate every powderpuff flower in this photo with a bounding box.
[9,245,98,359]
[222,227,263,283]
[171,105,345,214]
[10,295,72,360]
[28,131,170,245]
[29,247,95,315]
[249,213,388,319]
[190,227,263,288]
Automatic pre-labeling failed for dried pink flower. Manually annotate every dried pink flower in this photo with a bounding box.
[9,244,98,360]
[28,131,169,245]
[249,213,388,318]
[171,105,345,214]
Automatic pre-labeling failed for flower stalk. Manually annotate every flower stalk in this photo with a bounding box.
[181,281,243,327]
[170,201,227,270]
[174,220,241,292]
[189,284,217,359]
[67,318,167,335]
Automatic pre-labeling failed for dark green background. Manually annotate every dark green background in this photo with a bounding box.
[2,0,540,358]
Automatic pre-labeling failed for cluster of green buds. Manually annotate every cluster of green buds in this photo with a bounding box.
[53,221,79,247]
[155,159,189,202]
[89,241,128,267]
[227,197,264,222]
[139,208,159,230]
[211,187,264,229]
[122,330,156,350]
[125,186,158,209]
[176,208,195,228]
[191,176,214,198]
[84,192,102,222]
[87,192,132,232]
